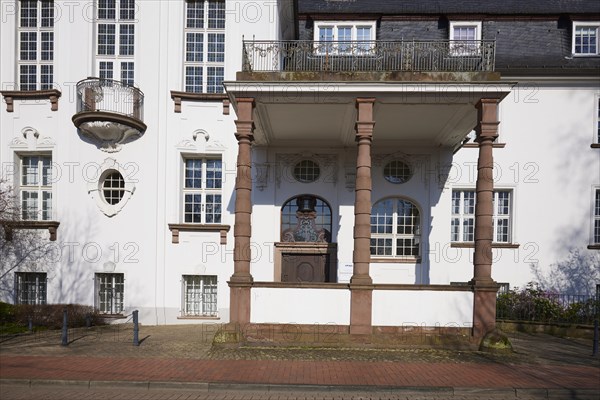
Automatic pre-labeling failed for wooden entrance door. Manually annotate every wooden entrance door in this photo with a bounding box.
[281,253,330,282]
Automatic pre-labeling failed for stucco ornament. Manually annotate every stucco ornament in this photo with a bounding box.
[87,158,136,217]
[78,121,142,153]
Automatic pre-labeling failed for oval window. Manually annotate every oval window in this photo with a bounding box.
[383,160,412,184]
[102,171,125,205]
[293,160,320,183]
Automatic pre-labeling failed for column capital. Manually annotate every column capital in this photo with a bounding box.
[475,98,500,143]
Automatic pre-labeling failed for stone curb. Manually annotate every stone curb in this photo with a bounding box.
[1,379,599,398]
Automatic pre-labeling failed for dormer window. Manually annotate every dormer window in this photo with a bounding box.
[313,21,376,54]
[573,22,599,56]
[449,21,482,56]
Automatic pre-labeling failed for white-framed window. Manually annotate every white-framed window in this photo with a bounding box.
[184,0,225,93]
[19,154,52,221]
[370,198,421,258]
[572,22,599,56]
[15,272,47,305]
[451,190,513,243]
[182,157,222,223]
[449,21,482,56]
[17,0,54,90]
[593,189,600,245]
[182,275,217,317]
[96,0,136,85]
[95,273,124,314]
[313,21,376,54]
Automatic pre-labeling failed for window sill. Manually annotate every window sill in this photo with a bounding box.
[177,315,220,320]
[591,144,600,149]
[370,257,421,263]
[1,89,61,112]
[451,242,520,249]
[168,223,230,245]
[0,220,60,241]
[588,244,600,250]
[462,143,506,149]
[170,90,229,114]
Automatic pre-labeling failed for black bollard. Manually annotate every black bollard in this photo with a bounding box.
[86,313,92,328]
[61,307,68,346]
[28,316,33,332]
[133,310,139,346]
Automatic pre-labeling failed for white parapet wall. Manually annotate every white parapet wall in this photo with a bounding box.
[251,287,351,325]
[372,289,474,327]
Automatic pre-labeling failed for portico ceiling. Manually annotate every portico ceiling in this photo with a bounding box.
[224,82,514,148]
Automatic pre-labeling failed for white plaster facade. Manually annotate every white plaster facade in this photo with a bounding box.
[0,1,598,327]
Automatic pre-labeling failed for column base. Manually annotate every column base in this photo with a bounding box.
[350,285,373,335]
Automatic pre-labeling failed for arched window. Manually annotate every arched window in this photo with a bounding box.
[281,195,332,242]
[370,198,421,257]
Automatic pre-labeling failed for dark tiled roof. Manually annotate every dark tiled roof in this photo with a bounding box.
[298,0,600,15]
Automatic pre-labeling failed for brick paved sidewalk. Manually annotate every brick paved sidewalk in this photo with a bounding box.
[0,325,599,394]
[1,355,599,390]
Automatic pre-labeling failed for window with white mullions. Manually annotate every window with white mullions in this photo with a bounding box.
[314,21,376,54]
[184,1,225,93]
[17,0,54,90]
[20,155,52,221]
[182,275,218,317]
[451,190,513,243]
[449,21,482,56]
[573,22,599,55]
[96,0,136,85]
[183,157,222,224]
[95,273,124,314]
[370,198,421,258]
[15,272,47,305]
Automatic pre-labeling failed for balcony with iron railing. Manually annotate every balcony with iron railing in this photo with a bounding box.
[72,78,146,152]
[240,39,497,79]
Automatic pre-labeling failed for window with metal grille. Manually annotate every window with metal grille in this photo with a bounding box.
[184,1,225,93]
[183,157,222,223]
[182,275,217,317]
[20,155,52,221]
[96,0,136,86]
[17,0,54,90]
[451,190,513,243]
[95,273,124,314]
[15,272,47,305]
[370,198,421,258]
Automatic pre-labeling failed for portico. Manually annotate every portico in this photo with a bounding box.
[223,76,512,343]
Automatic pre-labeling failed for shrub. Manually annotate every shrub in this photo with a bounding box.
[496,282,599,325]
[0,303,106,330]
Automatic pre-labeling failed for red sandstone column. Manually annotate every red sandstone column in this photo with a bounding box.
[471,98,500,339]
[229,98,255,324]
[350,98,375,335]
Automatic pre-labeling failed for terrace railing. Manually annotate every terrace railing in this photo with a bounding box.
[75,78,144,122]
[242,40,496,73]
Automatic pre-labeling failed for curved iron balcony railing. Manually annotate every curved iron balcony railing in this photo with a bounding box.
[75,77,144,121]
[72,78,146,152]
[243,40,496,73]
